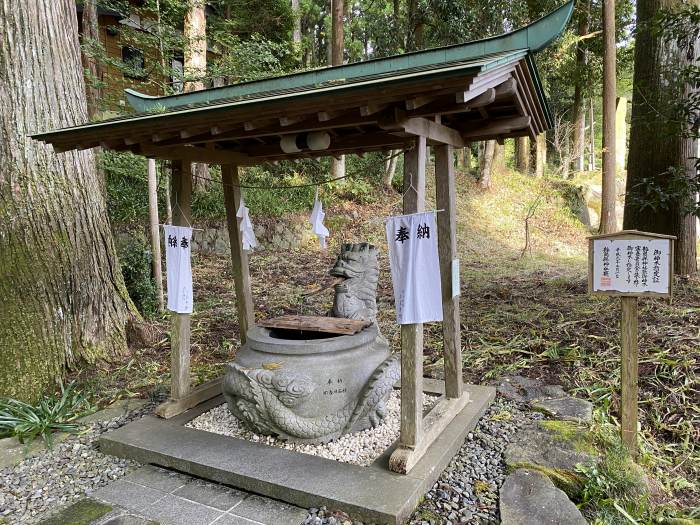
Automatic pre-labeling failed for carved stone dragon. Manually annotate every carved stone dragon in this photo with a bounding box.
[329,242,379,323]
[222,242,401,443]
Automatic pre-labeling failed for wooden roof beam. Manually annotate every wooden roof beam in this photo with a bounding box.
[379,109,464,147]
[461,115,531,139]
[138,145,251,164]
[405,95,437,111]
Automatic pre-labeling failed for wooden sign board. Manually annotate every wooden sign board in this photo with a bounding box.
[588,230,675,299]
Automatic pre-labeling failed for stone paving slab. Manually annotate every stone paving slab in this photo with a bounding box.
[91,465,306,525]
[99,384,495,525]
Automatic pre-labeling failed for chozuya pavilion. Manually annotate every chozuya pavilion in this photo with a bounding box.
[33,2,573,523]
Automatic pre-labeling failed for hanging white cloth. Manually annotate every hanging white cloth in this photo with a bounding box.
[309,188,330,248]
[385,211,443,324]
[237,197,258,251]
[163,225,194,314]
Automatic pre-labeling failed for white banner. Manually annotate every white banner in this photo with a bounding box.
[164,225,193,313]
[386,211,443,324]
[592,238,671,294]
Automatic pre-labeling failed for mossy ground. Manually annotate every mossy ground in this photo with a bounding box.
[37,498,113,525]
[66,165,699,517]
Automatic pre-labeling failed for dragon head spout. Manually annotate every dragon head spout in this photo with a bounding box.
[329,242,379,322]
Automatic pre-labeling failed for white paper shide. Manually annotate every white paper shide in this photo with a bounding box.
[237,197,258,251]
[164,225,193,313]
[385,211,443,324]
[309,189,330,248]
[592,238,671,294]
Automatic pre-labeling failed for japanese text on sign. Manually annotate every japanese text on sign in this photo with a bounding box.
[592,238,670,295]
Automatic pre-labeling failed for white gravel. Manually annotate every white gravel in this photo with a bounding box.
[187,391,437,466]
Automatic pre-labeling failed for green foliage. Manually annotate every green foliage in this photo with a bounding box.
[102,150,150,224]
[0,382,92,448]
[117,233,159,318]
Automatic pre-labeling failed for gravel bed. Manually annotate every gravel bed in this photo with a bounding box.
[187,391,437,466]
[0,403,153,524]
[302,396,539,525]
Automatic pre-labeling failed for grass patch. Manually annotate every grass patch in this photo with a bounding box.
[0,382,93,448]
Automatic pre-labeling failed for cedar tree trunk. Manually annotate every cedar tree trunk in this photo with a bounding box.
[624,0,698,275]
[0,0,133,400]
[599,0,617,233]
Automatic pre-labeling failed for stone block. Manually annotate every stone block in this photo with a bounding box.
[92,479,165,512]
[500,469,586,525]
[141,494,223,525]
[36,498,112,525]
[125,465,189,493]
[173,479,246,511]
[529,397,593,424]
[230,495,307,525]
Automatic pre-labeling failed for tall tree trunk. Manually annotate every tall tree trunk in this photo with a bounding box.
[81,0,102,119]
[615,97,628,170]
[331,0,345,180]
[383,150,399,189]
[599,0,617,233]
[588,97,596,171]
[624,0,698,275]
[291,0,301,46]
[571,0,590,172]
[535,134,546,177]
[515,137,530,173]
[0,0,133,401]
[479,140,496,189]
[184,0,209,189]
[493,142,505,173]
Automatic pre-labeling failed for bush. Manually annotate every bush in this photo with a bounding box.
[117,233,158,318]
[0,382,93,448]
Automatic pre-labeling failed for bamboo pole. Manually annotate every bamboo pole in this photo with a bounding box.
[148,159,164,312]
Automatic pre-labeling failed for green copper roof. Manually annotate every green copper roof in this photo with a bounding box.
[126,0,573,113]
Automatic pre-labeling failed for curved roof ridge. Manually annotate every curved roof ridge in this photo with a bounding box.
[126,0,574,113]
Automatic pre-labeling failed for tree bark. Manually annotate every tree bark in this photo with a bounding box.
[331,0,345,179]
[184,0,209,189]
[479,140,496,189]
[383,150,399,189]
[535,134,546,177]
[588,97,596,171]
[515,136,530,173]
[0,0,133,400]
[291,0,301,46]
[599,0,617,234]
[81,0,102,119]
[571,0,590,172]
[615,97,628,170]
[624,0,698,275]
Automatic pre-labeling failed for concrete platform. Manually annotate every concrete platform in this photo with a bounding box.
[99,381,495,525]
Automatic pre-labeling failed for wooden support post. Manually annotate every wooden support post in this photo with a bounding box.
[169,159,192,400]
[435,144,463,399]
[620,296,639,456]
[389,136,426,473]
[222,164,255,343]
[147,159,164,312]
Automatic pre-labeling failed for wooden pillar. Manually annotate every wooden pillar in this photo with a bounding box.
[620,296,639,456]
[435,144,463,399]
[170,160,192,400]
[398,135,426,449]
[222,164,255,343]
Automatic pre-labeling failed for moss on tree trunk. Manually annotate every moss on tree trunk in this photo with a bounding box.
[0,1,134,401]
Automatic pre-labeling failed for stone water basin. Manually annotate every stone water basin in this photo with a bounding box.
[222,323,399,443]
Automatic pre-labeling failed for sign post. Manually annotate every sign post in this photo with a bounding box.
[587,230,675,456]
